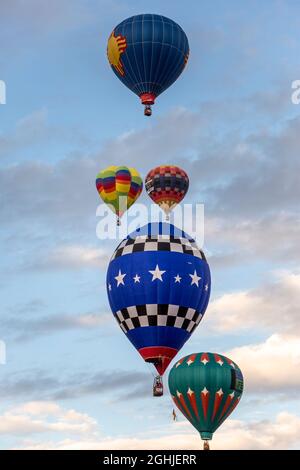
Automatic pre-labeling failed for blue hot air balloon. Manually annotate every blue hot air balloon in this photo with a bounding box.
[106,223,211,395]
[107,14,190,116]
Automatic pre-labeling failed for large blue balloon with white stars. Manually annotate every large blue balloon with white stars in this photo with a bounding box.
[106,223,211,375]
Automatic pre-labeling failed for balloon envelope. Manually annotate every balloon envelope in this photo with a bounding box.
[107,14,189,113]
[96,166,143,223]
[145,165,189,216]
[168,352,244,441]
[106,223,211,375]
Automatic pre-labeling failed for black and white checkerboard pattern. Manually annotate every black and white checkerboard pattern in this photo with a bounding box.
[114,304,203,334]
[111,235,205,261]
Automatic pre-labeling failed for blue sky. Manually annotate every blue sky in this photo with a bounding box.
[0,0,300,449]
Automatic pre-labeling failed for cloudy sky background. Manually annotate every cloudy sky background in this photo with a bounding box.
[1,0,300,449]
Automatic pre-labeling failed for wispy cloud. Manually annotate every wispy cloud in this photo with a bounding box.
[25,245,109,271]
[1,311,111,341]
[206,212,300,269]
[0,369,150,402]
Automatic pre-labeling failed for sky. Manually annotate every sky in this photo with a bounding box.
[0,0,300,450]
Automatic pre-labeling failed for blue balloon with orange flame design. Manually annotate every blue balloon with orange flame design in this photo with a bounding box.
[107,14,189,115]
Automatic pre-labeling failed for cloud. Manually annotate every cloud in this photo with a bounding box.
[2,330,300,403]
[207,116,300,218]
[206,212,300,268]
[25,245,109,271]
[1,311,111,341]
[207,270,300,334]
[250,87,293,116]
[199,268,300,396]
[52,370,150,402]
[2,103,299,253]
[0,109,48,160]
[0,156,99,233]
[0,107,205,240]
[102,107,204,166]
[0,372,60,401]
[0,369,150,402]
[212,412,300,450]
[8,299,46,316]
[225,334,300,394]
[9,409,300,450]
[0,401,97,436]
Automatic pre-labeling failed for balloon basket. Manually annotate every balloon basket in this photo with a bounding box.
[144,105,152,116]
[153,375,163,397]
[203,440,210,451]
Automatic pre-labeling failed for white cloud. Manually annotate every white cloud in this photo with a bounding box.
[212,412,300,450]
[28,245,109,270]
[0,401,97,436]
[10,409,300,450]
[225,334,300,393]
[15,402,61,416]
[207,270,300,333]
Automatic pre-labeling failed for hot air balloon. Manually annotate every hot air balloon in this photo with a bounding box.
[107,14,190,116]
[168,352,244,449]
[96,166,143,225]
[106,223,211,396]
[145,166,189,220]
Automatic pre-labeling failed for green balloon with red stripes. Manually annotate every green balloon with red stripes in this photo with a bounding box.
[168,352,244,441]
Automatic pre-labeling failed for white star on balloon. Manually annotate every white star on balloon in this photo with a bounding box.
[201,387,209,396]
[115,270,126,286]
[108,284,112,291]
[149,264,166,282]
[205,283,209,291]
[189,270,201,287]
[174,274,181,283]
[133,274,141,283]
